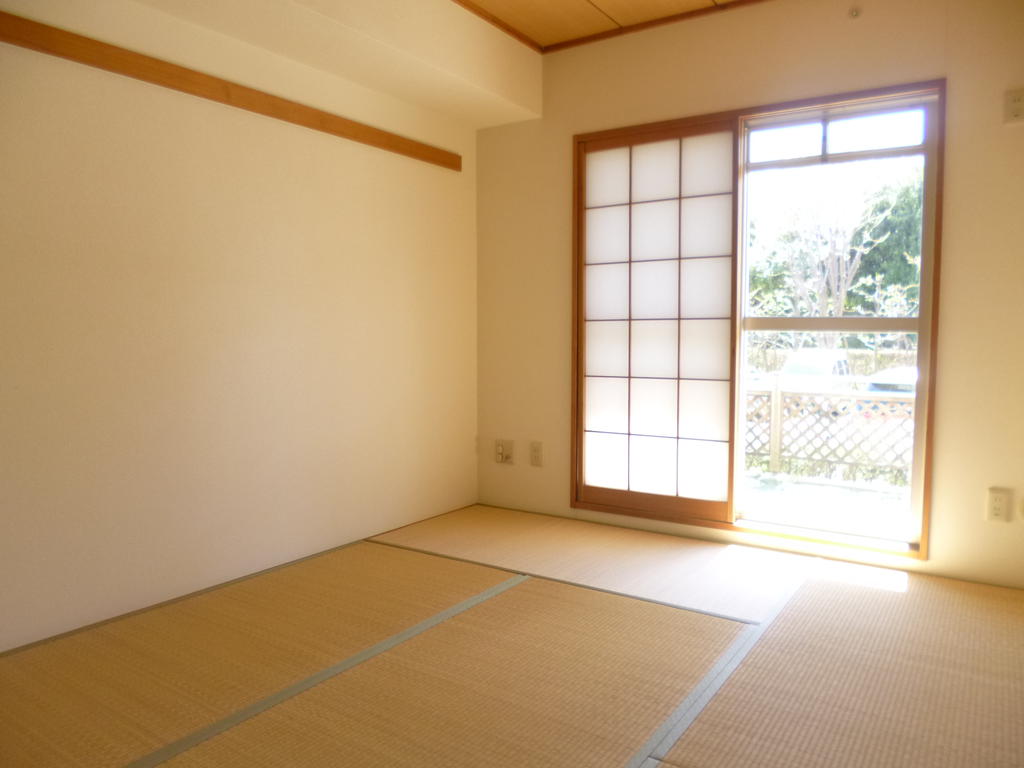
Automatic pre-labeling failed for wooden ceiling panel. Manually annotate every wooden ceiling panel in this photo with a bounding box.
[455,0,618,48]
[453,0,773,51]
[592,0,715,28]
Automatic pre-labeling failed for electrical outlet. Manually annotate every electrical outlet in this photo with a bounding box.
[986,487,1013,522]
[529,441,543,467]
[1005,87,1024,123]
[495,439,514,464]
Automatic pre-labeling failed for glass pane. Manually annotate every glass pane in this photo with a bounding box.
[585,377,628,433]
[630,435,677,495]
[745,155,924,318]
[678,380,730,441]
[681,131,733,197]
[632,140,679,202]
[586,147,630,207]
[748,121,823,163]
[585,432,628,490]
[585,321,628,376]
[827,109,925,154]
[681,194,732,258]
[678,439,728,501]
[631,320,678,378]
[631,260,678,319]
[630,378,677,437]
[739,331,919,541]
[680,319,731,380]
[631,200,678,261]
[681,257,731,318]
[586,206,629,263]
[585,263,629,320]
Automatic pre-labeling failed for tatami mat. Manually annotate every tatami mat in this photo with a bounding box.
[164,578,743,768]
[0,542,510,768]
[662,575,1024,768]
[372,505,810,622]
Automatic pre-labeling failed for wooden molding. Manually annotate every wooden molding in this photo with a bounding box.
[448,0,544,52]
[0,10,461,172]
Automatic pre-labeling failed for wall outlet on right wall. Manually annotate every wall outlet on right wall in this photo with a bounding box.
[1005,87,1024,123]
[986,487,1013,522]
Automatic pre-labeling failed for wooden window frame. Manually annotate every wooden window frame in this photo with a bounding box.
[571,80,945,558]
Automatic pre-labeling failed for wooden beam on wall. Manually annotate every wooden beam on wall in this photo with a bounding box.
[0,10,462,172]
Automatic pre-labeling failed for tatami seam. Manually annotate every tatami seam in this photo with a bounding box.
[125,573,530,768]
[369,538,760,625]
[625,582,804,768]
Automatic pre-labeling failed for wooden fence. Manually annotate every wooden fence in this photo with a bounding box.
[745,386,915,484]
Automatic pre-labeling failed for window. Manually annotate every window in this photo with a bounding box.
[573,82,944,554]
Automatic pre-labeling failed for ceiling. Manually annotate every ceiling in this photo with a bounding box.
[451,0,768,52]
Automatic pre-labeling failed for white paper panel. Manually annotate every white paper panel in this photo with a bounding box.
[586,263,629,320]
[677,439,729,501]
[680,257,732,318]
[585,206,629,264]
[584,432,628,490]
[586,147,630,207]
[632,140,680,202]
[630,378,677,438]
[680,319,731,380]
[585,321,628,376]
[630,320,678,378]
[631,260,678,319]
[678,380,730,441]
[629,435,677,496]
[631,200,678,261]
[585,377,628,434]
[681,194,733,258]
[681,132,733,197]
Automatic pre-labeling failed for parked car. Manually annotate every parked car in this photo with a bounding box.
[866,365,917,393]
[748,349,852,393]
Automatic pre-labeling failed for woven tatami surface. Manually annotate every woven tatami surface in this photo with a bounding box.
[663,574,1024,768]
[0,542,510,768]
[165,578,741,767]
[372,505,809,622]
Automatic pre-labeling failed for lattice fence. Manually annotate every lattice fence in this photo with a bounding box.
[746,393,772,456]
[746,389,915,485]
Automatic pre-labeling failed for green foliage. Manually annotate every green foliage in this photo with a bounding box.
[747,173,924,354]
[849,182,923,306]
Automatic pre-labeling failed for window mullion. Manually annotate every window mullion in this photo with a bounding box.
[742,317,921,333]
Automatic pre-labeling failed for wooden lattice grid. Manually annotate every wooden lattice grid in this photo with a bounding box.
[780,393,914,470]
[745,393,772,456]
[744,389,915,483]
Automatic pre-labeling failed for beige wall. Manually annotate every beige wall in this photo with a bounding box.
[478,0,1024,586]
[133,0,543,125]
[0,30,478,649]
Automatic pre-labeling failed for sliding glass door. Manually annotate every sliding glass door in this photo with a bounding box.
[573,82,943,551]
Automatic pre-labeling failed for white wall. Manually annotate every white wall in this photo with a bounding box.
[133,0,543,125]
[0,4,483,649]
[478,0,1024,587]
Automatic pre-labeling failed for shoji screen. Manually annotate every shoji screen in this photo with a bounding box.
[574,122,736,524]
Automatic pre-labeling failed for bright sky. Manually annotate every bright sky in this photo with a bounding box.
[745,108,926,252]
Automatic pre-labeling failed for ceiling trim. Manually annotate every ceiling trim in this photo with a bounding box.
[448,0,544,53]
[0,10,461,171]
[453,0,775,54]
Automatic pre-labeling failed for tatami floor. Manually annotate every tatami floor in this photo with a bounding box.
[2,504,1022,767]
